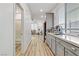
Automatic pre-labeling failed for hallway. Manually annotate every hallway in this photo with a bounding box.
[1,3,79,56]
[25,35,54,56]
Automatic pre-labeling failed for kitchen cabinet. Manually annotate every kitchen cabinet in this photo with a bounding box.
[47,33,79,56]
[51,36,56,55]
[65,48,77,56]
[48,36,52,48]
[55,40,64,56]
[55,37,78,56]
[46,34,49,44]
[46,34,51,48]
[58,38,79,56]
[49,36,52,49]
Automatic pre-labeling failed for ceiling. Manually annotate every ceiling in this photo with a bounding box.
[27,3,56,23]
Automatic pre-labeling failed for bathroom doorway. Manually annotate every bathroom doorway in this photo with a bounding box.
[15,4,24,56]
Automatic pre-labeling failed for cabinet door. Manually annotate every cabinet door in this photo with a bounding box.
[46,34,51,48]
[49,36,52,48]
[65,49,77,56]
[56,41,64,56]
[51,37,55,55]
[46,34,49,45]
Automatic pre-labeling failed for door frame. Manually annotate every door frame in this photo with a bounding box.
[13,3,24,56]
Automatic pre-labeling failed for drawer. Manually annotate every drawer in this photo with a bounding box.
[56,38,62,43]
[58,39,79,56]
[65,48,77,56]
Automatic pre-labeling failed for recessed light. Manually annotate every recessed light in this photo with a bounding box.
[40,9,43,12]
[45,16,46,18]
[41,15,43,18]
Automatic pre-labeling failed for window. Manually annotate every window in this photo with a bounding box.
[66,3,79,36]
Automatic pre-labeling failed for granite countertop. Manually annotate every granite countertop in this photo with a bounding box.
[47,33,79,48]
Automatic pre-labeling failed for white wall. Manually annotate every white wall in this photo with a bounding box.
[0,3,32,56]
[0,3,14,56]
[20,4,32,55]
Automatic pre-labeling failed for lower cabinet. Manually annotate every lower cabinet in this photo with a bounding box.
[46,34,52,48]
[55,41,64,56]
[49,36,52,48]
[46,34,50,45]
[65,48,77,56]
[47,33,79,56]
[51,36,55,55]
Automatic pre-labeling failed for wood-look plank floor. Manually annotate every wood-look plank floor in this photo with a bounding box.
[16,43,21,56]
[25,35,54,56]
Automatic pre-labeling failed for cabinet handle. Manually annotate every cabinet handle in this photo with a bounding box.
[71,47,76,51]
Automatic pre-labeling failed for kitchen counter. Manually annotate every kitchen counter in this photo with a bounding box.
[47,32,79,48]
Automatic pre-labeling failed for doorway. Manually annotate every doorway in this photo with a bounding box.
[43,21,46,42]
[15,4,23,56]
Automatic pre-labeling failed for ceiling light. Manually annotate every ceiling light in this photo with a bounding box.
[45,16,46,18]
[41,15,43,18]
[40,9,43,12]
